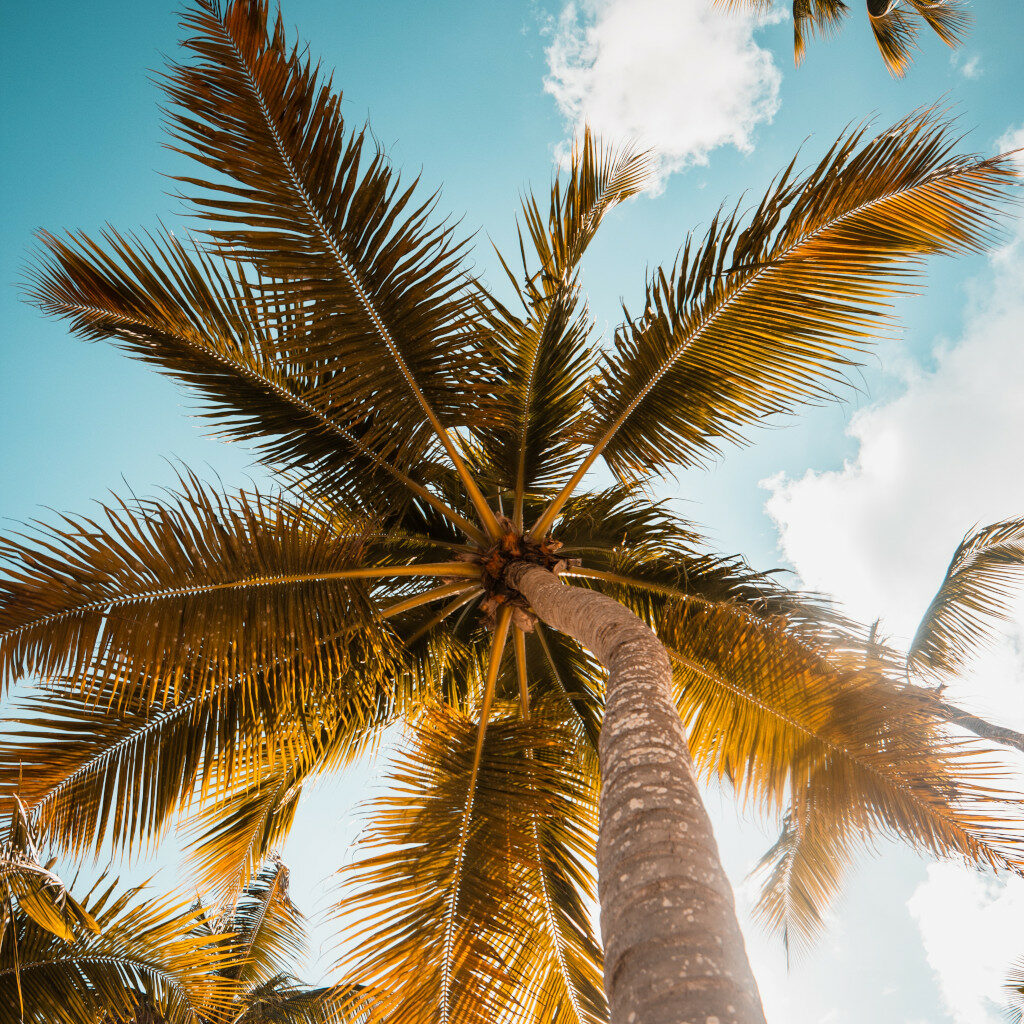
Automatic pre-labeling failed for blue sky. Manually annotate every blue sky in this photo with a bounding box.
[3,1,1024,1020]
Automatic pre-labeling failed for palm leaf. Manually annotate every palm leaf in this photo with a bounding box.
[1007,958,1024,1024]
[0,473,426,705]
[714,0,967,74]
[868,0,969,77]
[163,0,503,535]
[0,875,236,1024]
[337,704,605,1024]
[0,638,397,860]
[476,132,652,525]
[183,763,307,899]
[25,229,473,532]
[748,792,856,961]
[220,856,307,988]
[531,111,1018,538]
[909,517,1024,676]
[658,597,1024,941]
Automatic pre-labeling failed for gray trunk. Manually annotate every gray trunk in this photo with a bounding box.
[506,562,766,1024]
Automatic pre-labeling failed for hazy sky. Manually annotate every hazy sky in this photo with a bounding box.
[3,1,1024,1021]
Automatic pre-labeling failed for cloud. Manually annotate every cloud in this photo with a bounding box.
[907,864,1024,1023]
[543,0,781,186]
[998,124,1024,162]
[762,123,1024,1021]
[954,54,984,79]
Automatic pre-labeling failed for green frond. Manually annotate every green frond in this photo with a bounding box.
[0,873,236,1024]
[0,473,400,704]
[337,703,604,1024]
[576,111,1018,486]
[163,0,503,507]
[909,517,1024,676]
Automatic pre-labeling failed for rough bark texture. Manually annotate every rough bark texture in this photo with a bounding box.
[506,562,766,1024]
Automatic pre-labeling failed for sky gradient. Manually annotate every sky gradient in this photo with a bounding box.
[3,2,1024,1020]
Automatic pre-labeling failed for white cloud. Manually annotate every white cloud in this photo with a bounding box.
[998,124,1024,163]
[955,54,984,79]
[543,0,781,187]
[907,864,1024,1023]
[763,123,1024,1023]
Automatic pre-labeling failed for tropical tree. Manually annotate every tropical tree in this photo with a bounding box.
[717,0,970,76]
[2,2,1022,1023]
[2,812,344,1024]
[0,800,235,1023]
[752,517,1024,955]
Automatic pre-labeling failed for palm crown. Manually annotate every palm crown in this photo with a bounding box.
[2,1,1022,1022]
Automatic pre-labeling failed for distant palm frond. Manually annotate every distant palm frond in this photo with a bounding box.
[909,518,1024,676]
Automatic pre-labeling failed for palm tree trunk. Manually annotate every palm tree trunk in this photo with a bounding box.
[506,562,766,1024]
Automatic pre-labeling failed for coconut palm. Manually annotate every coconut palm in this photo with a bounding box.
[2,2,1022,1023]
[753,517,1024,955]
[0,801,235,1023]
[717,0,970,76]
[2,817,344,1024]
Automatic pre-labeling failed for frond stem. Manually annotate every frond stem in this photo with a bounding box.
[2,562,481,643]
[438,605,511,1023]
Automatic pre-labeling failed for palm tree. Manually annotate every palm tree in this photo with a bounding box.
[753,517,1024,954]
[0,801,235,1023]
[1,2,1022,1022]
[717,0,970,76]
[2,810,344,1024]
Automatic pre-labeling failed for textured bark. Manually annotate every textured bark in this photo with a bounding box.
[506,562,766,1024]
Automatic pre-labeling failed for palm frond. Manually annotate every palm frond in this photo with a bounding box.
[1006,958,1024,1024]
[0,473,409,704]
[221,856,307,988]
[25,229,475,532]
[476,132,652,523]
[163,0,503,535]
[532,112,1019,538]
[868,0,969,76]
[337,704,605,1024]
[714,0,966,74]
[0,874,236,1024]
[183,764,306,899]
[909,517,1024,676]
[1,801,100,948]
[748,794,855,960]
[659,597,1024,877]
[0,639,397,860]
